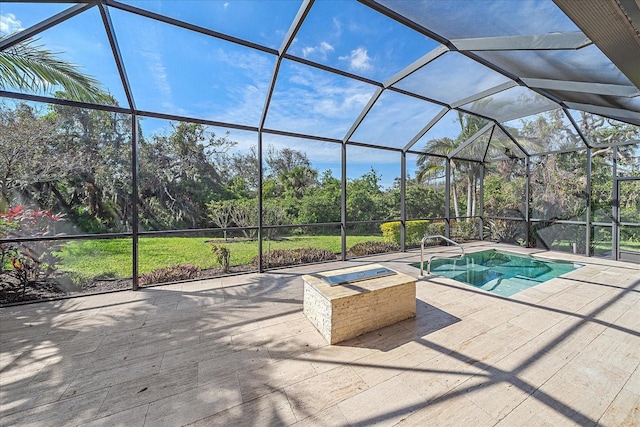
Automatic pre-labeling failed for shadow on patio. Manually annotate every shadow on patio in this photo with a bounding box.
[1,248,638,426]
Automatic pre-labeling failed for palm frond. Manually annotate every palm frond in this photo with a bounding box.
[0,36,107,104]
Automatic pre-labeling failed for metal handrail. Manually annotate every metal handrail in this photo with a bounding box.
[420,234,465,276]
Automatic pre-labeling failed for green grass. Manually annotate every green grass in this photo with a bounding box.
[57,234,384,280]
[47,234,640,282]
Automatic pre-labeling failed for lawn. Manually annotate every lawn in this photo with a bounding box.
[58,234,384,280]
[55,235,640,281]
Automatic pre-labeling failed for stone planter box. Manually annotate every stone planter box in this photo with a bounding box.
[302,263,416,344]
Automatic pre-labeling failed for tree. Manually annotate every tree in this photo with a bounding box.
[297,170,341,224]
[138,122,235,230]
[265,146,311,178]
[277,165,318,199]
[0,103,59,207]
[47,98,133,232]
[416,112,486,219]
[206,200,233,240]
[0,36,106,103]
[346,169,391,224]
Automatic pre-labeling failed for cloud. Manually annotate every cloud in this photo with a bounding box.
[263,62,377,139]
[301,41,334,59]
[0,13,24,36]
[339,47,372,71]
[223,2,229,9]
[135,24,175,113]
[210,48,275,126]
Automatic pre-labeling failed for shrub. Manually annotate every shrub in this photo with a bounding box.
[0,206,65,289]
[451,219,478,240]
[380,220,445,246]
[139,265,200,286]
[484,219,524,244]
[348,241,400,256]
[380,221,401,243]
[426,221,446,236]
[254,248,337,268]
[209,243,231,272]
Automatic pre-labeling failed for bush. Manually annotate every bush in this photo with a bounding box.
[254,248,337,268]
[139,265,200,286]
[348,241,400,256]
[209,243,231,272]
[381,220,445,246]
[426,221,446,236]
[451,219,478,240]
[0,206,65,292]
[484,219,524,244]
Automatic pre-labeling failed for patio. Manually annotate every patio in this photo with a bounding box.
[1,242,638,426]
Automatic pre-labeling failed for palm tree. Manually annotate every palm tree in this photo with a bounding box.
[416,112,487,219]
[0,36,106,103]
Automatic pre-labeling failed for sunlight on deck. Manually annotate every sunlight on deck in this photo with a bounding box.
[1,243,638,426]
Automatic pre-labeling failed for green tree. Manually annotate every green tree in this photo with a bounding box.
[346,169,391,223]
[0,36,106,103]
[138,122,235,230]
[298,170,341,224]
[416,112,486,219]
[0,103,58,207]
[0,100,132,233]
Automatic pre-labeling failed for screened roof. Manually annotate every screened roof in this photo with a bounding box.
[1,0,639,162]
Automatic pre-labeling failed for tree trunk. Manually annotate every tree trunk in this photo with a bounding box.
[452,183,460,219]
[471,175,477,217]
[466,175,473,220]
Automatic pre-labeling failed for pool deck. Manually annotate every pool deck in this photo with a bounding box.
[1,242,638,426]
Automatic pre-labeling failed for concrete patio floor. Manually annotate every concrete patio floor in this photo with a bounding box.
[1,242,639,426]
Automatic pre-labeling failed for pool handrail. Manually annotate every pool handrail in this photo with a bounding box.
[420,234,465,276]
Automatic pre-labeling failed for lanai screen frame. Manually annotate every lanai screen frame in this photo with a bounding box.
[1,0,639,292]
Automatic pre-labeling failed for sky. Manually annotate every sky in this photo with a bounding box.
[1,0,637,188]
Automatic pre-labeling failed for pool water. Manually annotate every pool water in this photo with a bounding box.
[415,250,579,297]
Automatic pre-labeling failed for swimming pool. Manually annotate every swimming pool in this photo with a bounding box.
[415,250,580,297]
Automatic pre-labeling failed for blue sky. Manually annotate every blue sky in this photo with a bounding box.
[2,1,637,188]
[1,0,455,187]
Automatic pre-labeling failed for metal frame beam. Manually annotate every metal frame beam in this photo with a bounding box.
[585,147,592,256]
[523,78,640,97]
[564,102,640,125]
[383,45,449,87]
[105,0,278,56]
[0,3,94,51]
[400,152,406,251]
[563,107,592,149]
[342,88,384,143]
[494,122,531,157]
[451,32,591,51]
[98,3,136,111]
[448,123,493,159]
[450,81,518,109]
[612,146,619,260]
[403,107,449,152]
[256,0,314,272]
[481,126,496,162]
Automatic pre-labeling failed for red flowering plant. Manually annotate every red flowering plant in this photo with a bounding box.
[0,205,66,293]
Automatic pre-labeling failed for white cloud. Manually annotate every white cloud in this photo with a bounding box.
[301,41,334,59]
[263,63,377,139]
[0,13,24,36]
[211,48,275,126]
[137,26,174,112]
[223,2,229,9]
[332,17,342,37]
[339,47,372,72]
[319,41,333,52]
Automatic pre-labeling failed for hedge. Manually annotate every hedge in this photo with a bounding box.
[380,220,446,245]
